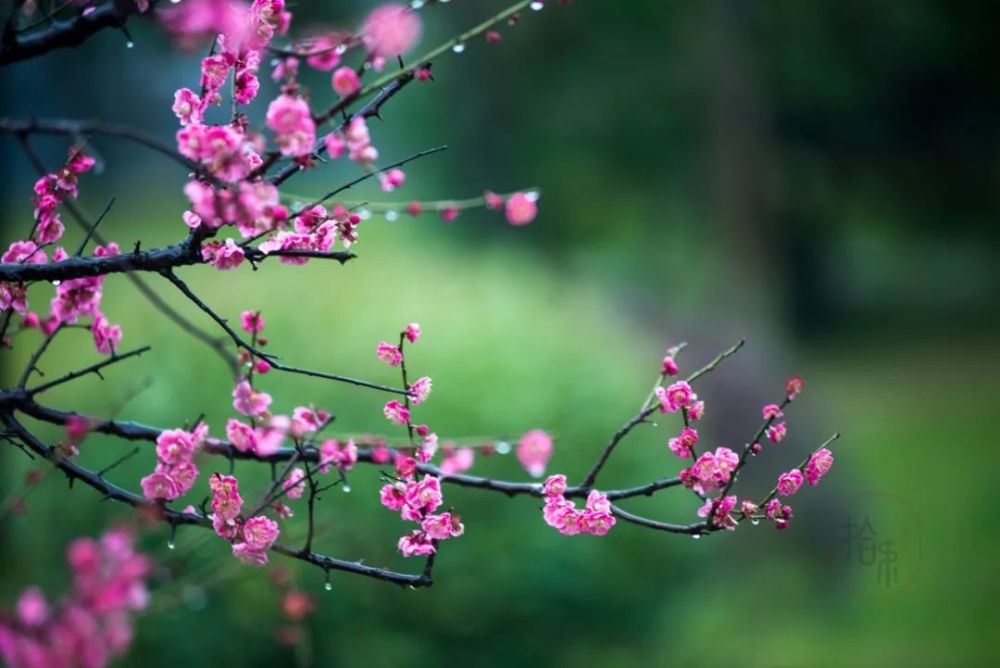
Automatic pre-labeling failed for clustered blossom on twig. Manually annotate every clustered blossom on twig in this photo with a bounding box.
[0,1,838,666]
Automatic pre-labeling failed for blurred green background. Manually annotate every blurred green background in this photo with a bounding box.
[1,1,998,666]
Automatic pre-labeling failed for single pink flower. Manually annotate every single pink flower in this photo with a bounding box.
[776,469,804,496]
[439,447,474,475]
[767,422,787,444]
[542,474,567,497]
[283,468,307,500]
[383,400,410,425]
[762,403,784,420]
[376,341,403,366]
[504,192,537,226]
[331,66,361,96]
[516,429,553,478]
[668,427,698,458]
[404,322,421,343]
[362,4,422,58]
[805,448,834,486]
[410,376,432,405]
[240,310,265,333]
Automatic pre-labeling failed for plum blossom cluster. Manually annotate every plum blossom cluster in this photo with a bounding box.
[208,473,281,565]
[167,1,425,272]
[139,424,208,502]
[1,149,124,355]
[0,528,149,668]
[380,468,464,558]
[541,474,616,536]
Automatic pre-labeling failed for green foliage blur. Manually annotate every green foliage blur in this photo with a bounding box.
[1,1,998,665]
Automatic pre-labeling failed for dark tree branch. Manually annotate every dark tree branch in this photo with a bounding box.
[5,396,685,502]
[160,269,410,396]
[0,411,433,587]
[579,339,746,490]
[610,504,708,535]
[0,0,145,66]
[27,345,151,395]
[8,129,238,371]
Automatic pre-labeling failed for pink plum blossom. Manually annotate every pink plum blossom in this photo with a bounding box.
[805,448,834,486]
[439,447,474,475]
[767,422,787,444]
[668,427,698,458]
[362,4,422,58]
[655,380,696,413]
[410,376,432,405]
[504,192,537,226]
[331,66,361,96]
[776,469,804,496]
[377,341,402,366]
[516,429,553,478]
[383,400,410,426]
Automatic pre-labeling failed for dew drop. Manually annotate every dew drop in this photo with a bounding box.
[692,533,701,540]
[452,43,466,54]
[751,519,760,526]
[530,1,545,10]
[324,581,333,591]
[342,484,351,494]
[357,209,371,221]
[525,189,541,202]
[385,210,399,222]
[335,44,348,55]
[170,0,182,4]
[126,41,135,49]
[166,540,175,550]
[410,0,425,8]
[408,585,417,591]
[495,441,511,455]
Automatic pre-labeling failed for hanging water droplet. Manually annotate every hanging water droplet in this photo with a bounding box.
[324,581,333,591]
[452,43,466,54]
[335,44,348,55]
[495,441,511,455]
[385,210,399,222]
[525,189,541,202]
[170,0,182,4]
[166,540,175,550]
[342,484,351,493]
[751,518,760,526]
[530,1,545,10]
[126,41,135,49]
[410,0,426,7]
[692,533,701,540]
[408,585,417,591]
[52,280,61,287]
[358,209,371,221]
